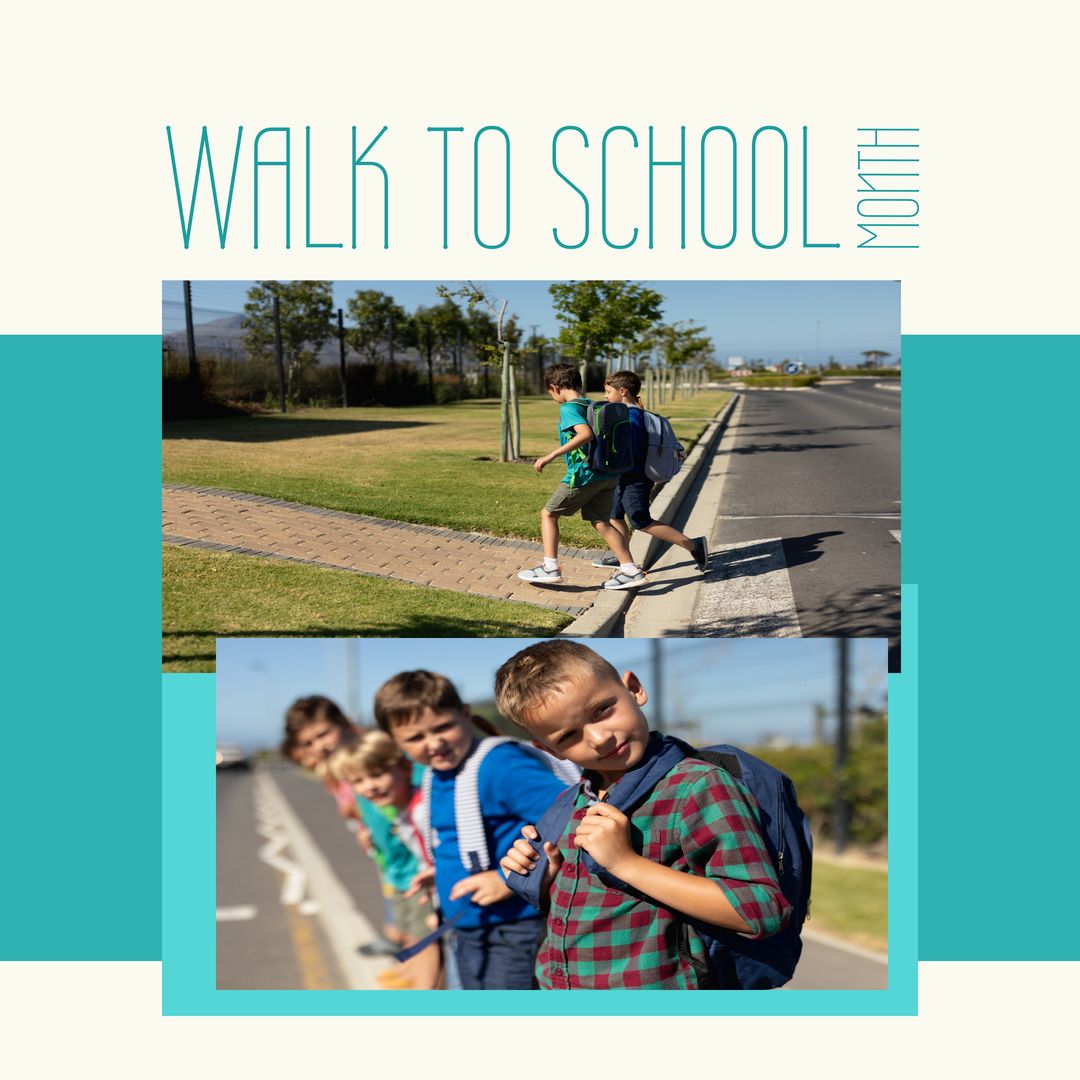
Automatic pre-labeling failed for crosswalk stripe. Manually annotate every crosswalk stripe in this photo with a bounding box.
[691,537,801,637]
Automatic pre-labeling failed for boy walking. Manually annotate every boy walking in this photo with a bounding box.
[495,641,791,990]
[516,363,648,591]
[594,370,709,573]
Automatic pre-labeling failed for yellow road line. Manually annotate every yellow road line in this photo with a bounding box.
[284,902,336,990]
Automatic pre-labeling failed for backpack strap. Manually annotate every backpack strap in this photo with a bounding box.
[454,736,512,872]
[503,783,580,910]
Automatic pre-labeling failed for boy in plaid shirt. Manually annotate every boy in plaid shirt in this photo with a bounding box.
[496,641,790,989]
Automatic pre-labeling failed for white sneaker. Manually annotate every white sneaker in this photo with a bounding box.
[518,564,564,585]
[603,569,648,590]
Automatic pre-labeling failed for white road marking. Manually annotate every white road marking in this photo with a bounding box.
[691,537,802,637]
[253,783,308,906]
[216,905,257,922]
[254,772,387,990]
[890,530,901,543]
[297,899,321,916]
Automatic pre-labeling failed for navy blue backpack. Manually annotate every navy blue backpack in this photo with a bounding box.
[508,735,813,989]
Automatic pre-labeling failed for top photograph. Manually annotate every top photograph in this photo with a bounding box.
[162,280,900,672]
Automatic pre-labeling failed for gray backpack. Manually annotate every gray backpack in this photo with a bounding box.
[642,410,684,482]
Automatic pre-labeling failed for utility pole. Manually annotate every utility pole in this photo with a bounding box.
[273,292,286,413]
[833,638,852,853]
[182,280,200,386]
[337,308,348,407]
[650,640,665,731]
[530,324,541,393]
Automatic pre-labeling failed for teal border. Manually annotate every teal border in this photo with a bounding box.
[162,590,916,1015]
[0,335,161,960]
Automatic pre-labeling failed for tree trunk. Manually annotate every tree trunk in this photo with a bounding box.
[499,343,512,462]
[508,353,521,459]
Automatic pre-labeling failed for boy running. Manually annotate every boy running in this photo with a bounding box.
[517,363,647,591]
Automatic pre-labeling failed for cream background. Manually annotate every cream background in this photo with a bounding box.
[0,962,1076,1076]
[3,2,1078,332]
[2,0,1076,1067]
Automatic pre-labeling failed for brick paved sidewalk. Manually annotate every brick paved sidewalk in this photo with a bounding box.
[163,484,613,617]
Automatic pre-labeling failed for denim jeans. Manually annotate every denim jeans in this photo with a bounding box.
[452,917,544,990]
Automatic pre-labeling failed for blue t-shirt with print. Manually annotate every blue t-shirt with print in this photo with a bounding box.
[558,397,610,488]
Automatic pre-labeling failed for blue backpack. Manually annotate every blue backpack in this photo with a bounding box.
[506,734,813,989]
[584,400,635,474]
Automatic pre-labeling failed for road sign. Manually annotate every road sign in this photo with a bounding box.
[784,362,801,375]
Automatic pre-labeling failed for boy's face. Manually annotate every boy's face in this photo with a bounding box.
[526,669,650,782]
[293,719,344,768]
[389,707,474,771]
[603,384,622,403]
[345,764,411,807]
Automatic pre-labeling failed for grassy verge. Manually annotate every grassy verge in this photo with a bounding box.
[808,861,888,953]
[163,545,573,672]
[738,375,820,388]
[163,392,732,548]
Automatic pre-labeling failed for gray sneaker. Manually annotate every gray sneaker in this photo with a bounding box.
[691,536,710,572]
[518,564,564,584]
[591,554,620,568]
[603,568,648,590]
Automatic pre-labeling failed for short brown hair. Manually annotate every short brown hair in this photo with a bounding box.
[544,362,582,392]
[373,670,466,731]
[280,695,356,760]
[494,641,622,732]
[605,370,641,397]
[328,730,407,781]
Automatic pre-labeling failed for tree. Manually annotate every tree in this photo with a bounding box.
[344,289,408,363]
[243,281,334,399]
[860,350,891,368]
[411,299,467,402]
[441,282,521,461]
[549,281,665,385]
[647,321,715,400]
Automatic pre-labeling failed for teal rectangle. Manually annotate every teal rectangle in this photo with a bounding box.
[162,593,917,1015]
[906,335,1079,960]
[0,335,162,960]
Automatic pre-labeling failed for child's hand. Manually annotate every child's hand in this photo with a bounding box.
[404,865,435,899]
[355,823,375,855]
[448,870,513,907]
[500,825,563,890]
[534,455,551,474]
[573,803,636,875]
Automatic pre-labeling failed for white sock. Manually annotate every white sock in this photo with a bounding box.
[543,558,559,571]
[620,563,640,575]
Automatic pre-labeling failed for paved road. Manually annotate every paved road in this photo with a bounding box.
[688,381,900,665]
[217,765,887,992]
[216,766,387,990]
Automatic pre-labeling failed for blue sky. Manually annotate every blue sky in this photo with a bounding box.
[163,280,900,366]
[217,637,888,752]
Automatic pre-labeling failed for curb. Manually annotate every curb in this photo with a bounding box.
[558,394,740,638]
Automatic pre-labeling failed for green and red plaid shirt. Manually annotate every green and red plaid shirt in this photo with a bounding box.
[536,759,791,990]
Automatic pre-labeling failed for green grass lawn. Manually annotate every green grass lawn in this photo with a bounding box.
[163,545,573,672]
[163,392,732,548]
[808,861,888,953]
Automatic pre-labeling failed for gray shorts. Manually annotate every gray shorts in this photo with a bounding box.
[544,477,618,523]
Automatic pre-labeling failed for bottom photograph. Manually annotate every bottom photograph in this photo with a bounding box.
[215,637,888,992]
